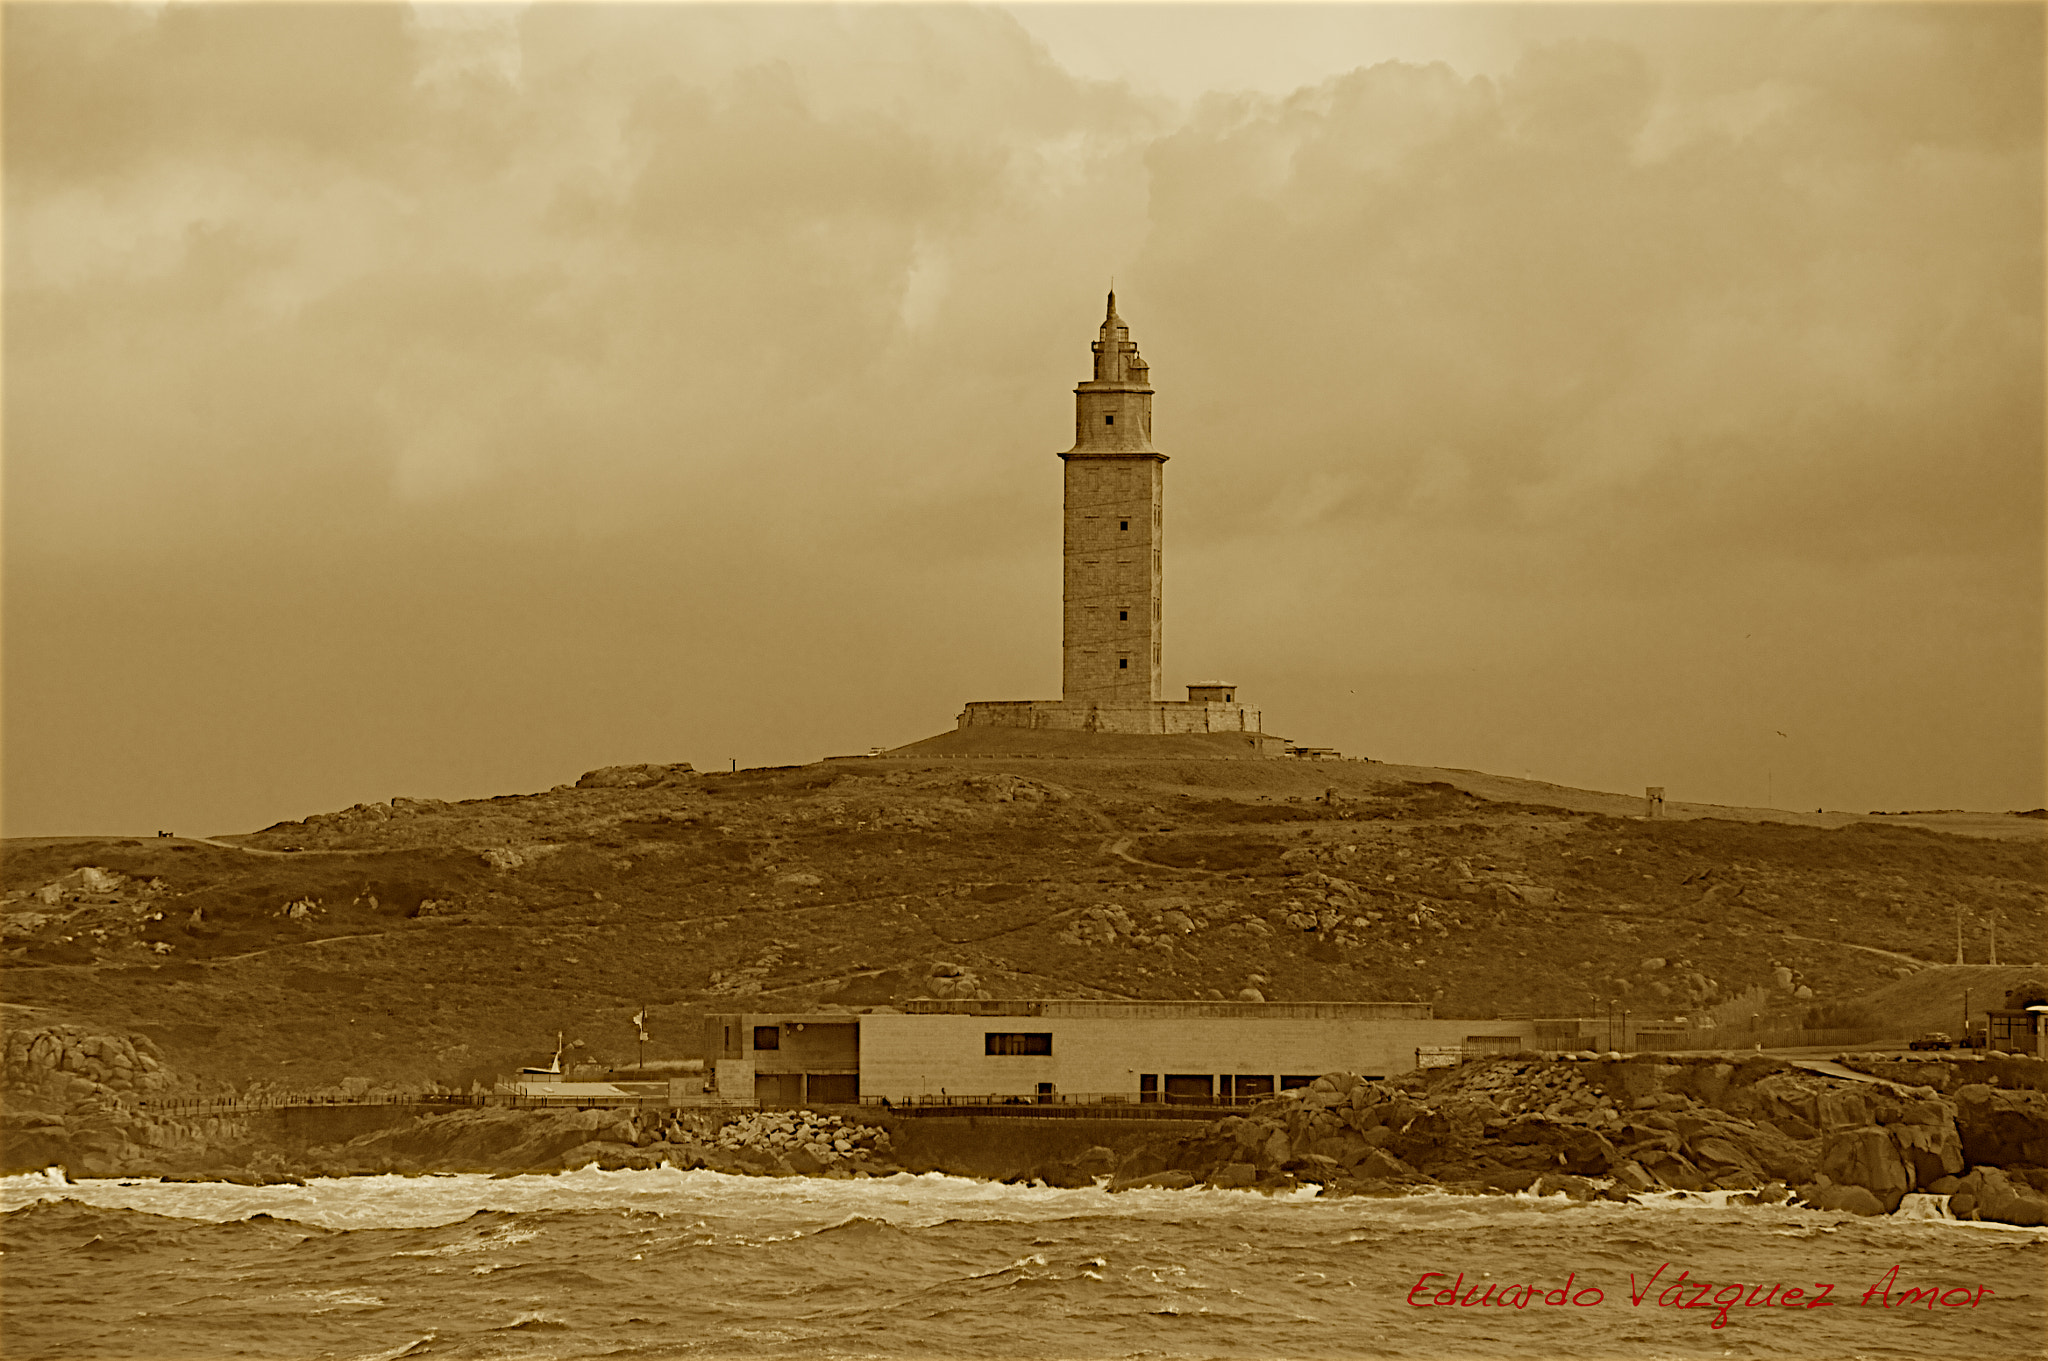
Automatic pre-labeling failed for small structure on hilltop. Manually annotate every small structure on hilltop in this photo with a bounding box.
[907,294,1333,760]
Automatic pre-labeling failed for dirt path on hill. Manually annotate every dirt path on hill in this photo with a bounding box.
[1105,835,1222,877]
[176,836,354,858]
[205,931,399,964]
[1780,933,1936,967]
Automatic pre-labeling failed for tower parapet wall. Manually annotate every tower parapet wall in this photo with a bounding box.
[959,700,1264,736]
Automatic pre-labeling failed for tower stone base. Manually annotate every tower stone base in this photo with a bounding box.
[959,699,1264,737]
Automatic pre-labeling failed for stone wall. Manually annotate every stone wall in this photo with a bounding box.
[959,699,1264,735]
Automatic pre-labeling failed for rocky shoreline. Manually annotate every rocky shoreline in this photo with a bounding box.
[5,1021,2045,1224]
[1048,1053,2048,1227]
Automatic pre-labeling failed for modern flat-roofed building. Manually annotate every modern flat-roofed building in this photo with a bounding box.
[703,1011,862,1107]
[704,999,1539,1107]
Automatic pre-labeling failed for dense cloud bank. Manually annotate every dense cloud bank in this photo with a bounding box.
[4,3,2041,833]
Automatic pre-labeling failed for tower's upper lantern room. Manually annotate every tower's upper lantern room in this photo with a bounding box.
[1064,290,1159,459]
[1091,291,1150,386]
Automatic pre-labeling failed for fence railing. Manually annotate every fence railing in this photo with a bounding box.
[852,1091,1296,1110]
[1691,1026,1901,1050]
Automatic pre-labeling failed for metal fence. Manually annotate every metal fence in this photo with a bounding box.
[853,1091,1291,1111]
[137,1092,440,1117]
[1695,1026,1901,1051]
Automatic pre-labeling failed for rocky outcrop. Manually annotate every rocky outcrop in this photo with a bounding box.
[1818,1127,1913,1213]
[1064,1055,2045,1224]
[4,1025,176,1106]
[917,961,990,1001]
[576,764,696,789]
[0,1024,205,1176]
[1953,1084,2048,1168]
[298,1105,901,1178]
[1953,1167,2048,1226]
[710,1109,895,1174]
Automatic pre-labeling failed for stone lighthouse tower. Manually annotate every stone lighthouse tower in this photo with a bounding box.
[936,291,1286,750]
[1060,291,1164,704]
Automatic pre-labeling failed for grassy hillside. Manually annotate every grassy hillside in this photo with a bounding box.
[3,755,2041,1092]
[1834,964,2048,1038]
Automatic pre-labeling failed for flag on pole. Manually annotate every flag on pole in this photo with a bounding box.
[631,1009,645,1028]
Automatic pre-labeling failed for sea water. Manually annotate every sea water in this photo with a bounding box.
[2,1167,2042,1359]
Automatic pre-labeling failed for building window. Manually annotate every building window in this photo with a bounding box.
[1118,659,1128,669]
[1120,520,1129,530]
[1118,610,1128,621]
[753,1025,780,1051]
[985,1032,1052,1056]
[1104,415,1114,425]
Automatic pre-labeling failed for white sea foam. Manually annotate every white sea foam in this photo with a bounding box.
[5,1166,2044,1241]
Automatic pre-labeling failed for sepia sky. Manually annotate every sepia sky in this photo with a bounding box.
[4,2,2042,838]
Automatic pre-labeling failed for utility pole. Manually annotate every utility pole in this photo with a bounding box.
[1956,909,1965,965]
[1990,915,1999,966]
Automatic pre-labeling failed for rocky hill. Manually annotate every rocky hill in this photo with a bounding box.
[2,755,2042,1094]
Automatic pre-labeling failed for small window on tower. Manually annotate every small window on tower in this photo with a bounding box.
[1119,659,1129,669]
[1118,610,1128,621]
[1119,521,1129,530]
[1104,415,1114,425]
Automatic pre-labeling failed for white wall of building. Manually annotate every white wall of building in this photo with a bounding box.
[857,1013,1535,1100]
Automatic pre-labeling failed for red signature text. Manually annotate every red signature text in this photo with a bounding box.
[1406,1264,1994,1330]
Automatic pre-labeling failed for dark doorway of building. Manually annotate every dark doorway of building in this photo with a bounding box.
[1164,1074,1215,1104]
[755,1072,802,1106]
[805,1073,859,1105]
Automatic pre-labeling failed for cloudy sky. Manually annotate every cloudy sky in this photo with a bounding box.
[5,2,2042,837]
